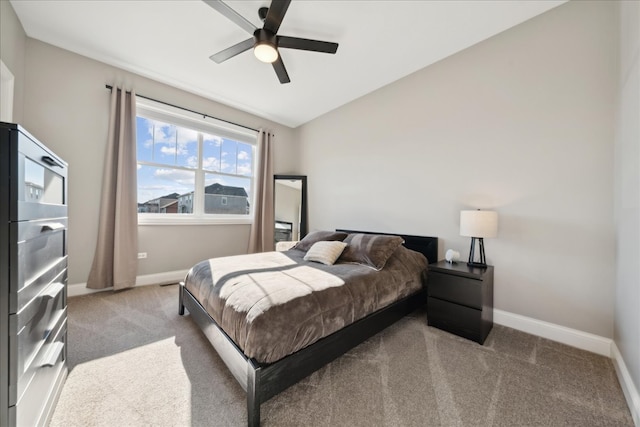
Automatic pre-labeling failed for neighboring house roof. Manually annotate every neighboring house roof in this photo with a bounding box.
[142,187,247,206]
[140,192,181,205]
[160,200,178,209]
[204,183,248,197]
[160,193,179,200]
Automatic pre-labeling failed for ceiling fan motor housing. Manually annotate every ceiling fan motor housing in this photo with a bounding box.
[254,28,277,48]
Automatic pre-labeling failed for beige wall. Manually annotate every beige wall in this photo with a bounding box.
[0,0,26,122]
[20,39,299,285]
[298,1,617,338]
[614,0,640,410]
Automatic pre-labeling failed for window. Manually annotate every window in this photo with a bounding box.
[135,98,256,224]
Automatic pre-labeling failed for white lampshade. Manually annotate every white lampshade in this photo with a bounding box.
[254,43,278,63]
[460,210,498,238]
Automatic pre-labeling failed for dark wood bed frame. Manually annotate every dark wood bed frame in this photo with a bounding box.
[178,230,438,426]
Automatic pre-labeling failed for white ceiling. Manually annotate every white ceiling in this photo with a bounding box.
[10,0,565,128]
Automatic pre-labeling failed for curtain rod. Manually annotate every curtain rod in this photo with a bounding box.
[105,84,263,134]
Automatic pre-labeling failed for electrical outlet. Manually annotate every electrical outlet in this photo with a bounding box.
[138,252,147,259]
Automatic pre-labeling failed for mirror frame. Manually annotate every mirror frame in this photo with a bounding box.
[274,174,308,240]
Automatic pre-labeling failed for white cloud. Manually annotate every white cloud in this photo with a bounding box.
[238,151,250,160]
[203,156,221,171]
[203,156,233,172]
[160,145,189,156]
[139,184,175,192]
[204,135,223,146]
[186,155,198,168]
[154,168,194,185]
[177,128,198,144]
[152,121,176,144]
[160,146,177,156]
[237,162,252,176]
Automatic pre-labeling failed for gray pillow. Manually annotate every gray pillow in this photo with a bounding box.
[338,233,404,270]
[292,230,349,252]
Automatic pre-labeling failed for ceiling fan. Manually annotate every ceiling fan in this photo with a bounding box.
[203,0,339,84]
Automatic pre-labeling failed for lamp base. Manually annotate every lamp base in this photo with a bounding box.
[467,237,489,269]
[467,261,488,268]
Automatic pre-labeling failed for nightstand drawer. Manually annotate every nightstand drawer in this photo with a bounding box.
[428,271,482,309]
[427,297,490,344]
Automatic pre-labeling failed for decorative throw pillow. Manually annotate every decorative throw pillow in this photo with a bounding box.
[338,233,404,270]
[304,241,348,265]
[293,230,348,252]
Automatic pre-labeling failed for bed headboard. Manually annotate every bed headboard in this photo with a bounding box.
[336,229,439,265]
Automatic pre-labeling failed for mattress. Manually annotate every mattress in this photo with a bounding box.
[183,245,427,364]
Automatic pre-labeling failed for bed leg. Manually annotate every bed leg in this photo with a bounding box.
[178,282,185,316]
[247,363,261,427]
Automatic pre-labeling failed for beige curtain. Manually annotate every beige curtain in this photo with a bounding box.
[87,87,138,290]
[248,130,275,253]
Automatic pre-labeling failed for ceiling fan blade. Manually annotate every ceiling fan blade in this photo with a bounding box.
[202,0,257,34]
[272,55,291,84]
[263,0,291,34]
[210,38,254,63]
[277,36,338,54]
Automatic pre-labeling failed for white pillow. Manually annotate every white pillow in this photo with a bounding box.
[304,241,348,265]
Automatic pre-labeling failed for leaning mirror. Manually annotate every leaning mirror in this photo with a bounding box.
[274,175,307,244]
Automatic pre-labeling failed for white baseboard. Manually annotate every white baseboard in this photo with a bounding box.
[67,269,188,297]
[493,309,612,357]
[612,343,640,426]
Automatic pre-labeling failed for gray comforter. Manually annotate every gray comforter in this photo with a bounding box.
[183,245,427,364]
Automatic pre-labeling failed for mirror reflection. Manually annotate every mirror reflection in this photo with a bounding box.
[274,175,307,244]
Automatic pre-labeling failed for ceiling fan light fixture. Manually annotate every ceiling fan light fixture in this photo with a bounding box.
[254,42,278,63]
[207,1,339,84]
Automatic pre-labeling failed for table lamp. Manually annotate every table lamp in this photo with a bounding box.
[460,209,498,268]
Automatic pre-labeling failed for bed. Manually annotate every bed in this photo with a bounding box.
[178,229,438,426]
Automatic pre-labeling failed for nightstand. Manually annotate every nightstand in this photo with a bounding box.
[427,260,494,344]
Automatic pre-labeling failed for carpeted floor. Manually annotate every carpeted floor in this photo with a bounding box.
[50,284,633,426]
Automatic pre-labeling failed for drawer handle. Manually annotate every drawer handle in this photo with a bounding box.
[42,155,63,168]
[40,342,64,368]
[42,282,65,300]
[41,222,65,232]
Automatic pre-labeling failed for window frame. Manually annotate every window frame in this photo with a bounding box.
[136,98,257,226]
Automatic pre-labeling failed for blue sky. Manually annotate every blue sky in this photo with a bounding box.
[136,116,252,204]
